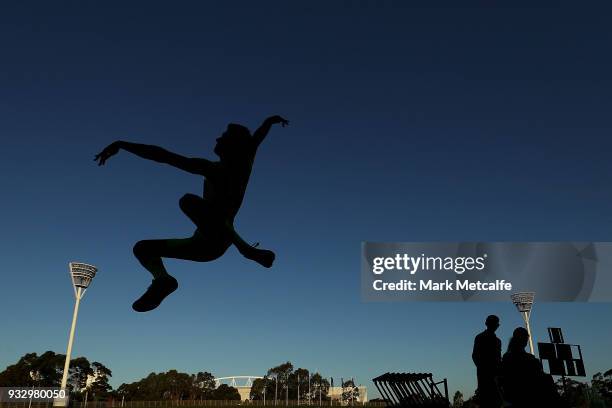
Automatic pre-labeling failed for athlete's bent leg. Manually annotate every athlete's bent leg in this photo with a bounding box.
[131,236,229,312]
[179,193,205,227]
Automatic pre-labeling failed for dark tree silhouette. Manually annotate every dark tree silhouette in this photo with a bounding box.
[0,352,112,402]
[210,384,241,401]
[250,362,329,401]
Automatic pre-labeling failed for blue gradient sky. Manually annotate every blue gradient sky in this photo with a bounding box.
[1,1,612,399]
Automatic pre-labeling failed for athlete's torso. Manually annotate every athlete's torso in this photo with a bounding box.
[202,157,254,220]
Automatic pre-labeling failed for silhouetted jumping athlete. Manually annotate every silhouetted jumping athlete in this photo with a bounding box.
[472,315,502,408]
[94,115,289,312]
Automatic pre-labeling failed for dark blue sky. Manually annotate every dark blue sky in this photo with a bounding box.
[1,1,612,398]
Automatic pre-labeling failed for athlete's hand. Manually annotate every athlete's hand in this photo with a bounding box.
[267,115,289,127]
[94,141,121,166]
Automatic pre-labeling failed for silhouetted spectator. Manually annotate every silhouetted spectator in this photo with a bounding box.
[501,327,561,408]
[472,315,502,408]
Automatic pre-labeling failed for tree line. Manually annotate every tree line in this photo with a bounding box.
[0,353,358,403]
[249,362,360,403]
[0,351,239,401]
[0,351,113,401]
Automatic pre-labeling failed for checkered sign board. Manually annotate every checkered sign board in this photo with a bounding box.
[538,342,586,377]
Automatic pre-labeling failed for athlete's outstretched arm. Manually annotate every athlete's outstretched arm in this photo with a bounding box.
[252,115,289,148]
[94,141,213,176]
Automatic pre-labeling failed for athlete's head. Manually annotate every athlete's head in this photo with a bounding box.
[214,124,252,160]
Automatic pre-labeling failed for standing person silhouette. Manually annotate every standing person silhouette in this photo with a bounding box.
[472,315,502,408]
[94,115,289,312]
[501,327,561,408]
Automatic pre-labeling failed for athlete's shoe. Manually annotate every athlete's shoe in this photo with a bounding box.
[246,247,276,268]
[132,275,179,312]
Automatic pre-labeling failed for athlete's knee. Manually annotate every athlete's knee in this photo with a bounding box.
[133,240,153,258]
[179,193,201,212]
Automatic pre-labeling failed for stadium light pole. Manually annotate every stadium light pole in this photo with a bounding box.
[55,262,98,406]
[511,292,535,354]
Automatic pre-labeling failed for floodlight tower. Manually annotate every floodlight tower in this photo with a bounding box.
[56,262,97,406]
[511,292,535,354]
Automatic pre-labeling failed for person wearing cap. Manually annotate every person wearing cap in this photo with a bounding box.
[472,315,502,408]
